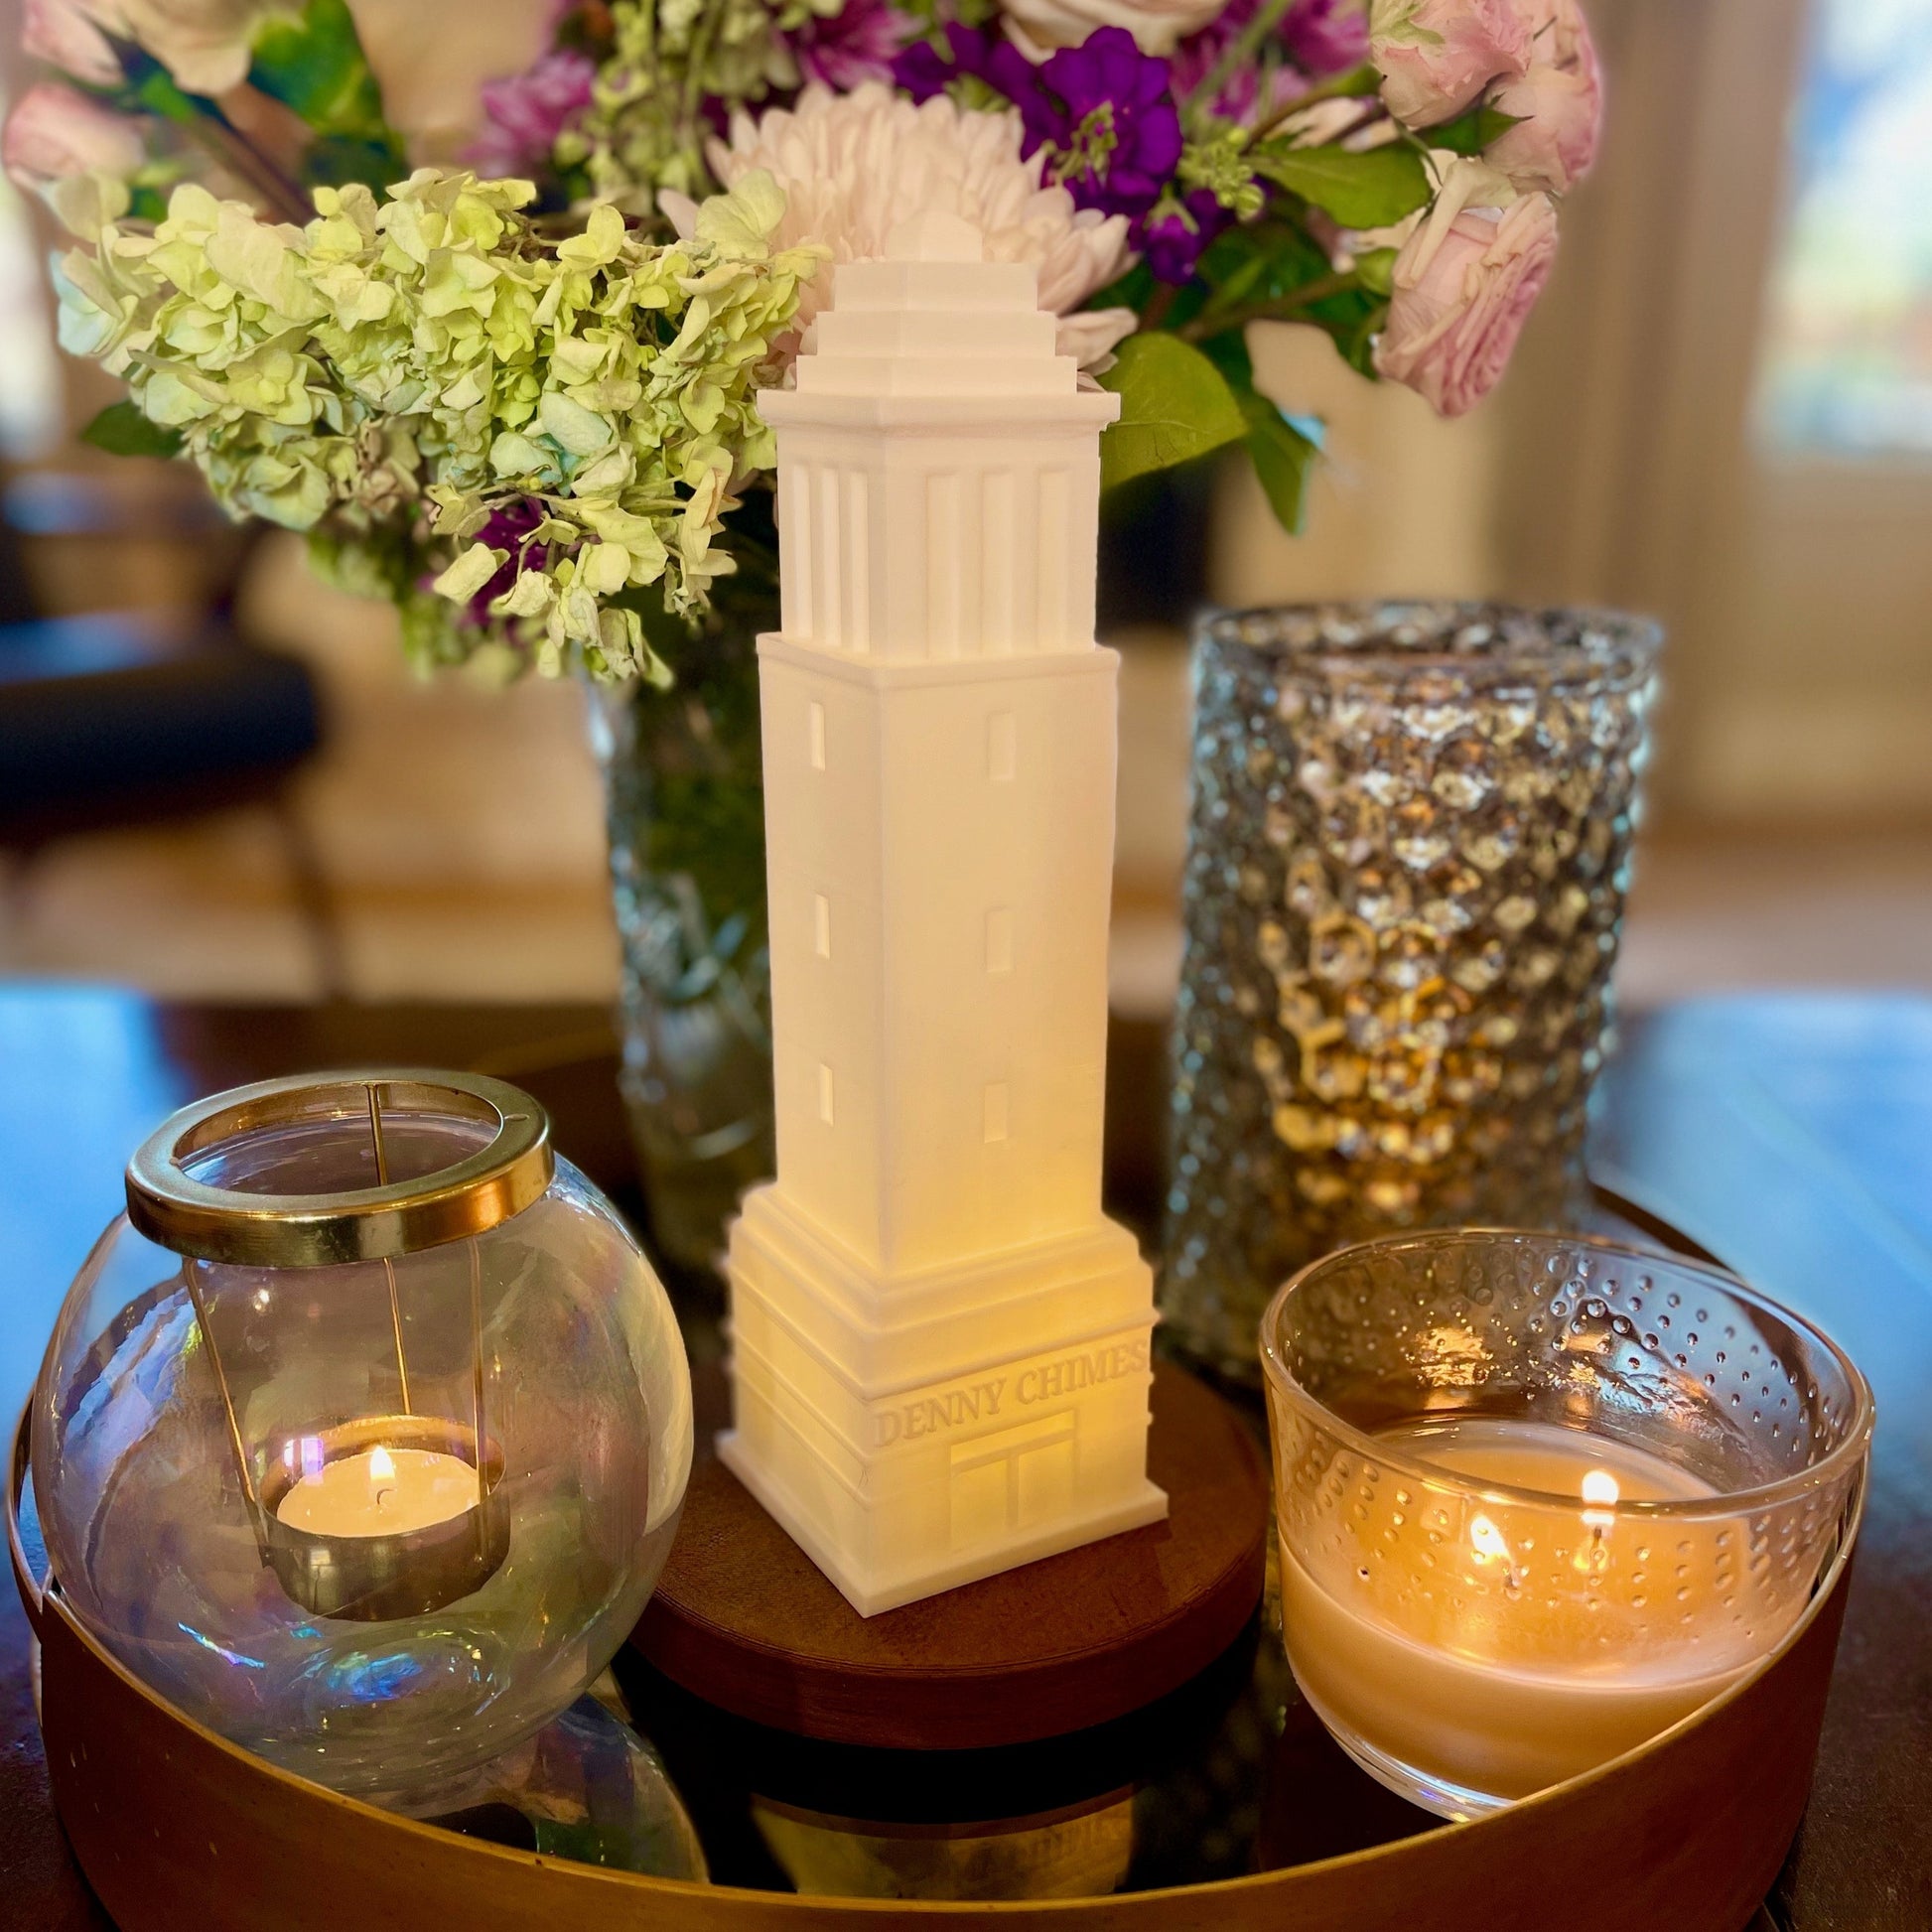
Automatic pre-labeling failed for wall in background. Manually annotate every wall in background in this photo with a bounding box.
[1209,327,1504,612]
[1495,0,1932,825]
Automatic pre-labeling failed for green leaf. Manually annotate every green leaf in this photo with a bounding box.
[79,400,183,460]
[1251,144,1433,230]
[1096,333,1247,495]
[1196,327,1254,393]
[1428,104,1522,157]
[1200,331,1322,537]
[1239,390,1320,536]
[1321,288,1392,379]
[249,0,388,139]
[1299,61,1383,104]
[303,131,408,190]
[131,63,208,121]
[1187,220,1390,377]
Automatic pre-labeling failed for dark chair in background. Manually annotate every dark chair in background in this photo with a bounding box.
[0,471,321,837]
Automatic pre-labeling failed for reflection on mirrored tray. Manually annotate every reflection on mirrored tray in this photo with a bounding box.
[498,1214,1696,1903]
[588,1595,1441,1902]
[424,1210,1712,1901]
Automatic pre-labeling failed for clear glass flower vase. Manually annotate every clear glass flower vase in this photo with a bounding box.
[1163,604,1662,1384]
[591,611,774,1276]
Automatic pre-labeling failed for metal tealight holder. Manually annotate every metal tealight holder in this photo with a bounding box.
[124,1071,553,1622]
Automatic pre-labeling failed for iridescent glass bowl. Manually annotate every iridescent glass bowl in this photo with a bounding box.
[1261,1230,1871,1818]
[32,1071,694,1813]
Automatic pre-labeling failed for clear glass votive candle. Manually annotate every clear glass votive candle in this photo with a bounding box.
[1261,1230,1872,1819]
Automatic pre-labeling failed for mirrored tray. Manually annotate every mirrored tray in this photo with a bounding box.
[10,1190,1855,1929]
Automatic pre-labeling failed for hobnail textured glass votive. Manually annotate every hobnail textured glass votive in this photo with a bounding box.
[1165,603,1662,1381]
[1262,1231,1872,1819]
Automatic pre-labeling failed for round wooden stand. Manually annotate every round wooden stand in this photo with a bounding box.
[629,1362,1271,1750]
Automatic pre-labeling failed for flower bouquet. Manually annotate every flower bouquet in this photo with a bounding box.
[7,0,1598,674]
[5,0,1599,1261]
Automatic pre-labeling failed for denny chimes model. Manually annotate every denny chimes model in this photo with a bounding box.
[720,209,1165,1616]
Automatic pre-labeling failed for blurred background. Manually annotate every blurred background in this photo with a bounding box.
[1,0,1927,1018]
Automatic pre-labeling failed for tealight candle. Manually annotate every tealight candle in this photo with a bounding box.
[277,1443,482,1538]
[1262,1230,1872,1818]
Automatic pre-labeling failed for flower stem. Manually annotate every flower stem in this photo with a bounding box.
[680,0,722,160]
[1249,93,1386,149]
[1185,0,1300,128]
[183,110,313,226]
[1177,268,1357,341]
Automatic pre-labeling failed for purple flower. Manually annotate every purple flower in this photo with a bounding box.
[1283,0,1369,77]
[1032,29,1182,217]
[1136,187,1228,283]
[897,24,1181,221]
[895,23,1038,104]
[458,499,549,625]
[786,0,915,89]
[1171,0,1366,123]
[895,21,974,98]
[465,50,596,180]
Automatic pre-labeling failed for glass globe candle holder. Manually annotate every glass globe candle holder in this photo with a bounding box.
[33,1071,693,1814]
[1261,1230,1871,1820]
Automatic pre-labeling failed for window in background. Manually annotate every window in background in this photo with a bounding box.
[1756,0,1932,457]
[0,92,64,458]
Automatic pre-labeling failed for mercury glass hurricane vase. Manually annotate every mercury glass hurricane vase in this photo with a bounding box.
[1164,604,1662,1382]
[591,605,775,1275]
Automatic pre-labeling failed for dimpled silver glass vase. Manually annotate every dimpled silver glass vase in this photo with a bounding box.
[1164,604,1662,1383]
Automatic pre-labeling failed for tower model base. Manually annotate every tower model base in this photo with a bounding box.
[633,1359,1270,1749]
[718,1432,1167,1619]
[724,1185,1168,1618]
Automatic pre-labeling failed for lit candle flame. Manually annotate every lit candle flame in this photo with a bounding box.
[368,1444,397,1512]
[1580,1469,1620,1508]
[1578,1466,1620,1560]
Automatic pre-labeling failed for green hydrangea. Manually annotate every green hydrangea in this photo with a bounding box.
[54,167,823,681]
[557,0,838,208]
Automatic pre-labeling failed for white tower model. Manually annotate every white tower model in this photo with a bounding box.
[720,209,1167,1617]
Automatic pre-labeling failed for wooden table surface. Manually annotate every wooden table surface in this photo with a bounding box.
[2,988,1928,1928]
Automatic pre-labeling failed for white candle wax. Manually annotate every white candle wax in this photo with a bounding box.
[1282,1419,1761,1808]
[277,1445,482,1538]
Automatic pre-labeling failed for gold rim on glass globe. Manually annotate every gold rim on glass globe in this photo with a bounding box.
[124,1069,555,1268]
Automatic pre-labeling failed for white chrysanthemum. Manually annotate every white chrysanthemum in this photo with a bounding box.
[704,83,1137,371]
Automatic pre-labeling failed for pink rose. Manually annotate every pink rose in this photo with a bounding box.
[1486,0,1600,193]
[1512,0,1590,67]
[1369,0,1531,129]
[22,0,125,85]
[2,81,144,192]
[1373,190,1559,416]
[51,0,295,99]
